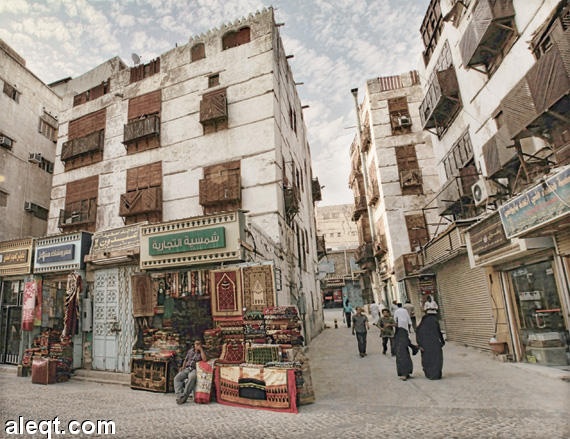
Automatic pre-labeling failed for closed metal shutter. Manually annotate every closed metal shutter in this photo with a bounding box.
[437,254,495,350]
[555,229,570,256]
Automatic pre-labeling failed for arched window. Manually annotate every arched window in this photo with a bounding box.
[222,27,251,50]
[191,43,205,62]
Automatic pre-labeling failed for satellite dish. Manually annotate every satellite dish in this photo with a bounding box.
[131,53,141,65]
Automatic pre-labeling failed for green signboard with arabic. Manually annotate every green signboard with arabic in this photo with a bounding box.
[149,227,225,256]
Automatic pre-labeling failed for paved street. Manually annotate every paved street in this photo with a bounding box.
[1,311,568,439]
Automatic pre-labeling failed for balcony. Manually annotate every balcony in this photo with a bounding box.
[352,196,367,221]
[435,172,476,217]
[360,125,371,152]
[61,130,104,162]
[58,199,97,228]
[459,0,516,71]
[199,172,241,206]
[119,187,162,217]
[284,185,300,222]
[419,67,461,134]
[200,88,227,125]
[354,242,374,264]
[123,114,160,144]
[316,235,326,260]
[311,177,322,202]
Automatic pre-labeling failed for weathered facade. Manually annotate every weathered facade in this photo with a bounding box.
[417,0,569,364]
[349,71,439,313]
[4,8,323,373]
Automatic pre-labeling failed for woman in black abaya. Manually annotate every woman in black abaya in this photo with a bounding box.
[394,327,413,380]
[416,314,445,380]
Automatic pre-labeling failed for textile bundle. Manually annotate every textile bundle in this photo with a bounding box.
[217,342,245,364]
[62,273,81,338]
[22,281,38,331]
[195,359,216,404]
[215,364,298,413]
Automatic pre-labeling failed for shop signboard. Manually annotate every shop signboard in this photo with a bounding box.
[86,224,142,263]
[499,166,570,238]
[34,232,92,273]
[0,238,33,276]
[468,211,509,257]
[140,211,246,269]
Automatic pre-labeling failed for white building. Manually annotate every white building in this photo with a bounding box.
[315,204,358,251]
[349,71,438,307]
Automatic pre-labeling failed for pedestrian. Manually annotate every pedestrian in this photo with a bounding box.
[343,298,354,328]
[423,295,439,315]
[352,307,370,357]
[404,299,417,332]
[393,303,418,380]
[416,313,445,380]
[378,308,396,356]
[174,338,207,404]
[390,299,398,315]
[369,302,380,326]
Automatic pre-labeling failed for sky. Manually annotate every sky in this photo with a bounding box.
[0,0,431,206]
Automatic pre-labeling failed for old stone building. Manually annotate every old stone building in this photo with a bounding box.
[1,8,324,373]
[0,40,62,365]
[349,71,439,311]
[416,0,569,363]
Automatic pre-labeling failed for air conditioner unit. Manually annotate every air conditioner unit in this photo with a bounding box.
[28,152,42,164]
[398,116,412,127]
[0,136,13,148]
[472,177,500,206]
[24,201,34,211]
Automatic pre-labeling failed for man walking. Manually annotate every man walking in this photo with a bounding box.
[352,307,370,357]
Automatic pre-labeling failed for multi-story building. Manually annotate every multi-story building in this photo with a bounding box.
[315,204,363,308]
[349,71,439,313]
[416,0,569,364]
[315,204,358,251]
[3,8,324,373]
[0,40,61,364]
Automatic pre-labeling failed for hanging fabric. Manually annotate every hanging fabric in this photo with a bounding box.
[62,272,82,338]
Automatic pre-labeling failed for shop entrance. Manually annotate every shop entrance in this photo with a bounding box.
[0,280,23,364]
[92,267,135,372]
[508,260,569,366]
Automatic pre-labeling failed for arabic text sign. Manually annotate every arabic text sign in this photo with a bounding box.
[36,244,75,264]
[499,167,570,238]
[0,249,29,266]
[149,227,225,256]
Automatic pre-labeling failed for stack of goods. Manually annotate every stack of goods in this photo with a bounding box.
[140,329,180,360]
[215,319,244,344]
[203,328,223,359]
[48,338,73,380]
[21,329,72,382]
[263,306,303,346]
[243,310,266,344]
[284,346,315,405]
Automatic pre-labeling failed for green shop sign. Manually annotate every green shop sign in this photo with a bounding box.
[149,227,226,256]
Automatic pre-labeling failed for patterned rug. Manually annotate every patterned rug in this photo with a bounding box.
[210,269,243,319]
[242,265,275,311]
[131,273,155,317]
[215,364,298,413]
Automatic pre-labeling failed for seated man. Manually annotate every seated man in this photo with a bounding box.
[174,339,207,404]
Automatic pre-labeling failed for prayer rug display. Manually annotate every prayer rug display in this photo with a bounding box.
[215,364,298,413]
[217,342,245,364]
[210,269,243,319]
[131,274,155,317]
[242,265,275,311]
[62,273,81,338]
[195,359,216,404]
